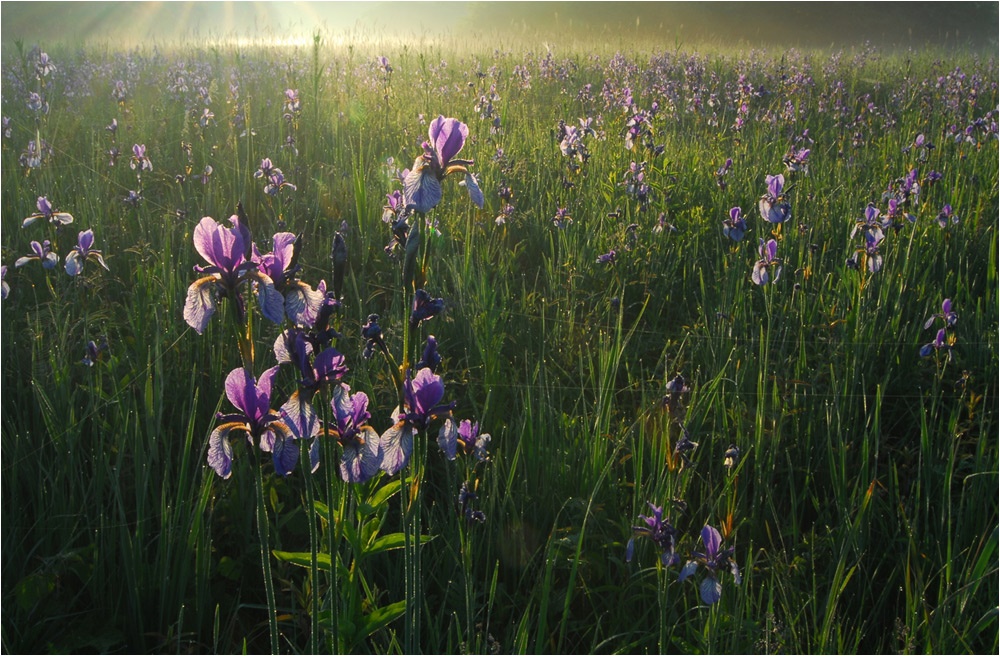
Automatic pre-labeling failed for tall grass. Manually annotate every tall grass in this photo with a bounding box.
[2,33,997,654]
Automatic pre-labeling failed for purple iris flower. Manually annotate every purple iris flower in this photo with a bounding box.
[23,196,74,228]
[208,366,297,479]
[852,204,889,239]
[936,204,959,228]
[82,338,108,366]
[920,328,952,359]
[751,239,781,286]
[183,215,284,334]
[65,229,109,276]
[383,190,406,223]
[254,158,278,179]
[783,148,810,174]
[361,314,387,360]
[715,158,732,189]
[1,266,8,300]
[437,418,491,461]
[264,171,296,196]
[274,328,348,392]
[252,233,324,326]
[458,481,486,523]
[678,525,741,605]
[758,174,791,224]
[723,207,747,242]
[410,289,445,329]
[724,445,741,470]
[625,502,679,567]
[15,240,59,269]
[403,116,484,213]
[379,368,455,476]
[596,250,616,265]
[864,231,884,273]
[328,384,381,483]
[924,299,958,329]
[552,207,572,229]
[130,144,152,171]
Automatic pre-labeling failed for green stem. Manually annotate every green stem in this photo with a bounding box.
[302,439,319,654]
[254,456,280,654]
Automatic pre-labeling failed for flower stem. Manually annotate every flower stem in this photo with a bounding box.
[254,456,280,654]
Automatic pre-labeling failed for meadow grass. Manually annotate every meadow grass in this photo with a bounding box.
[1,33,997,654]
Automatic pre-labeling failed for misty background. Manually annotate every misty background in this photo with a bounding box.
[1,2,998,51]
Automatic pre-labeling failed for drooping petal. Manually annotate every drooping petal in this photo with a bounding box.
[65,251,83,276]
[274,329,312,364]
[678,560,698,582]
[751,261,769,286]
[271,428,299,476]
[625,537,636,562]
[253,273,285,324]
[284,280,325,326]
[379,422,414,476]
[463,172,485,208]
[403,158,443,214]
[280,391,320,439]
[437,417,458,460]
[225,367,257,417]
[257,365,280,403]
[208,422,243,479]
[340,425,381,483]
[699,577,722,605]
[729,560,742,585]
[183,276,219,334]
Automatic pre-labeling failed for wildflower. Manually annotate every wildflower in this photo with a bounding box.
[199,108,215,128]
[758,174,792,224]
[596,250,616,265]
[379,368,455,476]
[183,215,284,334]
[783,148,810,174]
[935,204,958,228]
[863,230,884,273]
[22,196,73,228]
[715,158,732,189]
[438,418,491,461]
[19,139,51,169]
[208,366,297,479]
[130,144,152,171]
[82,338,108,366]
[751,238,781,286]
[919,328,952,359]
[851,204,888,239]
[923,299,958,329]
[263,171,297,196]
[15,240,58,269]
[662,375,690,415]
[35,52,55,78]
[26,92,48,114]
[678,525,741,604]
[283,89,301,115]
[65,229,109,276]
[723,207,747,242]
[254,157,279,179]
[552,207,572,229]
[382,190,406,223]
[123,190,143,206]
[625,502,679,567]
[274,329,349,393]
[410,289,445,329]
[403,116,484,213]
[458,481,487,523]
[252,232,324,326]
[674,422,699,469]
[1,266,8,300]
[723,445,740,470]
[361,314,387,360]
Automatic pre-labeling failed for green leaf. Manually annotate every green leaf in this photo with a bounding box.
[352,600,406,647]
[272,550,350,580]
[366,532,434,556]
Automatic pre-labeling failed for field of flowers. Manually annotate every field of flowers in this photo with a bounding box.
[1,34,997,654]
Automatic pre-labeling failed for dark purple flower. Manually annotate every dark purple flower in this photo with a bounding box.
[723,207,747,242]
[626,502,679,567]
[379,368,455,475]
[678,525,741,604]
[752,239,781,286]
[723,445,740,470]
[208,366,297,478]
[783,148,810,174]
[552,207,572,229]
[403,116,484,213]
[326,384,381,483]
[596,250,616,265]
[253,233,324,326]
[82,338,109,366]
[715,158,733,189]
[437,418,491,461]
[936,204,958,228]
[920,328,952,359]
[254,158,278,179]
[458,480,486,523]
[15,240,59,269]
[23,196,74,228]
[924,298,958,329]
[863,230,884,273]
[264,170,296,196]
[65,229,109,276]
[410,289,445,329]
[361,314,387,360]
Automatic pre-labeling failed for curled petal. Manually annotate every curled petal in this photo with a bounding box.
[65,251,83,276]
[437,417,458,460]
[626,537,636,563]
[253,272,285,324]
[751,261,769,286]
[464,172,485,209]
[403,158,443,214]
[271,427,299,476]
[280,390,320,439]
[678,560,698,582]
[340,425,381,483]
[699,577,722,605]
[379,422,414,476]
[208,422,243,479]
[285,280,325,327]
[183,276,219,334]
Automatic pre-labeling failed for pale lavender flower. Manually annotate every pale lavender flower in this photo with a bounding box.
[1,265,7,300]
[678,525,741,605]
[758,174,791,224]
[130,144,152,171]
[752,239,781,285]
[23,196,73,228]
[723,207,747,242]
[437,418,490,461]
[65,229,109,276]
[403,116,484,213]
[15,240,59,269]
[924,298,958,329]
